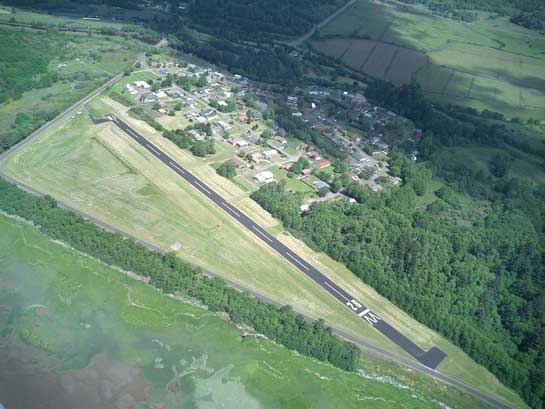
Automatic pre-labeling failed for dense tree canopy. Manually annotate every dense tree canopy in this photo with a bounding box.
[189,0,345,40]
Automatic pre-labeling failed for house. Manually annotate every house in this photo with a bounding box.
[313,180,330,190]
[196,116,207,123]
[133,81,150,89]
[139,93,157,103]
[254,171,275,183]
[154,90,168,99]
[234,140,249,148]
[285,142,299,150]
[391,176,402,186]
[316,160,331,169]
[301,169,312,178]
[188,129,204,141]
[218,100,228,107]
[300,204,311,213]
[273,135,286,145]
[239,113,249,122]
[251,152,262,163]
[218,120,231,130]
[307,151,321,159]
[231,157,246,169]
[245,133,260,144]
[124,84,137,94]
[262,149,279,160]
[159,68,169,75]
[158,108,169,115]
[202,108,218,120]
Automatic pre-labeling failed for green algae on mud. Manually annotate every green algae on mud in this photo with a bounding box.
[0,215,449,409]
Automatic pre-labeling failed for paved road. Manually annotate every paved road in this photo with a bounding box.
[107,114,447,369]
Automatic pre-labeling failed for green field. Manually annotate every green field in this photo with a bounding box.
[0,94,528,408]
[0,25,143,151]
[2,215,466,409]
[313,0,545,119]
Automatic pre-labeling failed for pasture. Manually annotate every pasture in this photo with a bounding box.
[313,0,545,119]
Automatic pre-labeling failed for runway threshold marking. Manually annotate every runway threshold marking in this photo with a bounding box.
[358,308,370,317]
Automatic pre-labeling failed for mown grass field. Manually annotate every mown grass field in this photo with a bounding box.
[0,95,528,408]
[312,0,545,119]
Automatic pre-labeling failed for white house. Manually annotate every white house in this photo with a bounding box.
[262,149,279,160]
[133,80,150,89]
[253,171,275,183]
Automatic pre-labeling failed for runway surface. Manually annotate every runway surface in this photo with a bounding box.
[108,114,448,369]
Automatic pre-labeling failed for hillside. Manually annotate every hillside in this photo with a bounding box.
[310,0,545,120]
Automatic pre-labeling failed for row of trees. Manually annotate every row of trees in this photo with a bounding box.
[251,152,545,408]
[0,178,360,372]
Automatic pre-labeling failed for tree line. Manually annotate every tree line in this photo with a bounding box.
[0,178,360,372]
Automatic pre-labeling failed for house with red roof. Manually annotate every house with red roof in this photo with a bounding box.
[316,159,331,169]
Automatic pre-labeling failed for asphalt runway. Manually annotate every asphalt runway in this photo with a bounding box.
[108,114,447,369]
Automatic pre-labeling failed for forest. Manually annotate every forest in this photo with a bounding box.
[0,178,359,372]
[188,0,345,41]
[251,150,545,408]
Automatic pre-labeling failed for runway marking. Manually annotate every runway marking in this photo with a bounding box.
[286,252,310,271]
[227,206,242,218]
[323,281,350,302]
[168,161,186,174]
[358,308,370,317]
[251,225,273,243]
[223,202,242,217]
[194,181,211,195]
[146,144,161,155]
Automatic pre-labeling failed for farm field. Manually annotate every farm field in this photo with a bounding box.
[312,0,545,119]
[0,95,528,409]
[1,216,461,409]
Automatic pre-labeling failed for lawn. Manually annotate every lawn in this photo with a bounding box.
[0,95,528,409]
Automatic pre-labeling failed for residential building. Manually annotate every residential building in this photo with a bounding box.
[262,149,279,160]
[254,171,275,183]
[316,160,331,169]
[313,180,330,190]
